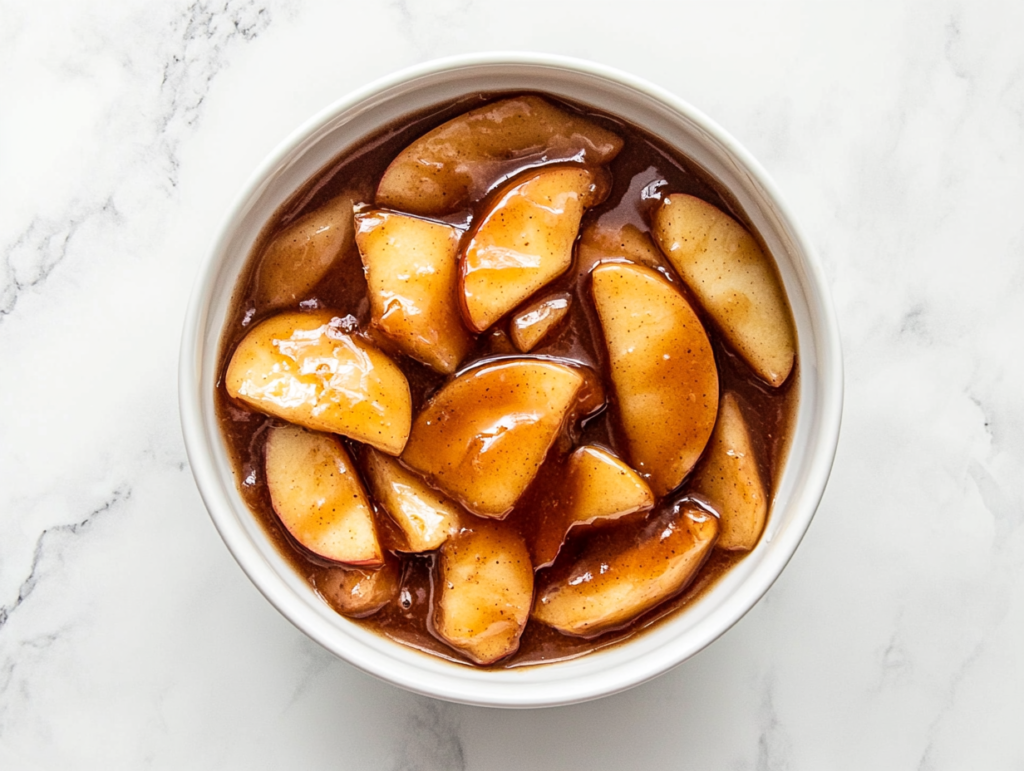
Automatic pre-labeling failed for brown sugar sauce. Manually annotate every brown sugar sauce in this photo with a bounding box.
[215,93,799,668]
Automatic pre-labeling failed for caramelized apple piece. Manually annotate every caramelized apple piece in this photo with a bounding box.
[225,311,412,455]
[376,95,622,216]
[533,503,718,637]
[692,393,768,550]
[264,425,382,566]
[402,359,584,518]
[364,448,461,552]
[461,167,605,332]
[591,263,719,495]
[652,194,796,386]
[531,445,655,569]
[435,520,534,665]
[254,194,356,310]
[354,210,472,374]
[510,292,571,352]
[578,222,666,272]
[314,554,401,618]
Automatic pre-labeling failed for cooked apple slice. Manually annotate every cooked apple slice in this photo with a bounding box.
[692,393,768,551]
[461,167,605,332]
[652,194,796,387]
[533,503,718,637]
[314,554,400,618]
[578,222,667,272]
[510,292,571,352]
[354,210,472,374]
[376,95,622,216]
[264,425,382,566]
[434,519,533,664]
[254,193,355,310]
[591,263,719,495]
[402,359,584,517]
[225,311,412,455]
[363,448,461,552]
[531,445,655,569]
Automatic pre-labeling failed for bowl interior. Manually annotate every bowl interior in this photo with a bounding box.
[180,55,842,708]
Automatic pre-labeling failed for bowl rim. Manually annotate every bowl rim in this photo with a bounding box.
[179,51,844,708]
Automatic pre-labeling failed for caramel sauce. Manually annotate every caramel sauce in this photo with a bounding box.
[215,93,799,668]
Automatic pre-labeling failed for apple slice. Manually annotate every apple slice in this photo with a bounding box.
[225,311,412,455]
[578,222,667,273]
[510,292,571,352]
[314,554,401,618]
[363,448,461,553]
[531,445,655,569]
[591,263,719,495]
[254,193,355,310]
[402,359,584,518]
[652,194,796,387]
[533,503,718,637]
[434,519,534,665]
[354,210,472,374]
[461,167,605,333]
[264,425,382,566]
[691,393,768,551]
[376,95,622,216]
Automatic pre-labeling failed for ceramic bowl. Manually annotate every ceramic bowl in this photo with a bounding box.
[179,52,843,708]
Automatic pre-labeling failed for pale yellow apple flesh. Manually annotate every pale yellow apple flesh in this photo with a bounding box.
[401,359,584,518]
[225,311,412,455]
[692,393,768,550]
[577,222,667,273]
[376,95,622,216]
[434,519,534,665]
[461,167,605,333]
[532,503,718,637]
[510,292,571,352]
[591,262,719,495]
[363,448,462,553]
[314,554,401,618]
[354,210,472,374]
[254,193,355,311]
[652,194,796,387]
[264,425,382,566]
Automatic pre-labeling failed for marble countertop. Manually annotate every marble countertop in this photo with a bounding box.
[3,0,1022,767]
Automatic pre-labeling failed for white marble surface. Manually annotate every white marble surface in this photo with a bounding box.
[2,0,1022,767]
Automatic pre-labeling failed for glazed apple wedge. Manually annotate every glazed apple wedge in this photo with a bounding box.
[435,519,534,665]
[652,194,796,387]
[692,393,768,551]
[363,448,461,552]
[254,193,355,310]
[376,95,622,216]
[533,503,718,637]
[314,554,401,618]
[461,167,606,332]
[265,425,382,566]
[225,311,412,455]
[354,210,472,374]
[402,359,584,518]
[577,222,667,273]
[510,292,571,352]
[591,263,719,495]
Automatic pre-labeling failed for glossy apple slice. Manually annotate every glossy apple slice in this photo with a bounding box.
[376,95,622,216]
[692,393,768,551]
[401,359,584,518]
[652,194,796,387]
[253,193,356,311]
[591,262,719,495]
[531,445,655,569]
[461,167,605,332]
[225,311,412,455]
[363,448,461,553]
[354,209,472,374]
[532,503,718,637]
[577,222,667,273]
[434,519,534,665]
[264,425,382,566]
[510,292,571,352]
[314,554,401,618]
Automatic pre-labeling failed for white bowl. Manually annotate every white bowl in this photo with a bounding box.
[179,52,843,708]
